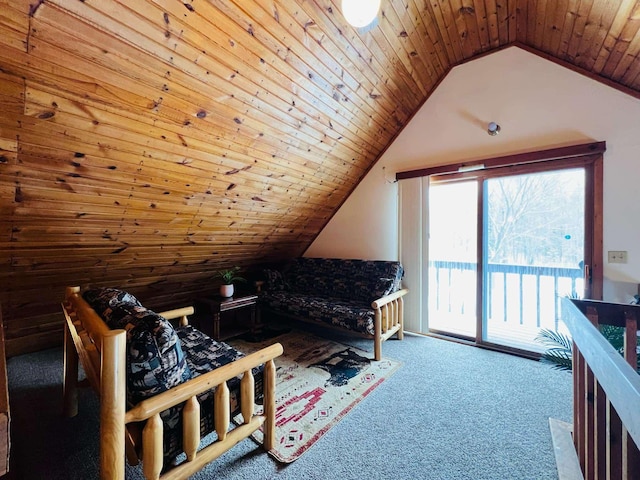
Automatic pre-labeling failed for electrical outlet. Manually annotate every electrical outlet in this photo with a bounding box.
[608,250,628,264]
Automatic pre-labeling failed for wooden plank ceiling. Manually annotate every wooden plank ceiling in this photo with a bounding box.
[2,0,640,355]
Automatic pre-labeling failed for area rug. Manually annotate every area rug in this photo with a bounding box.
[228,330,401,463]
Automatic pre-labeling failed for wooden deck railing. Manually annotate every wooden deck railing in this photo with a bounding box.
[561,298,640,479]
[430,260,583,329]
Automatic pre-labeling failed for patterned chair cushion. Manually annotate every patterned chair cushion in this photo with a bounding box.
[82,287,142,315]
[260,292,376,335]
[279,258,403,303]
[263,268,289,291]
[161,325,264,461]
[82,288,191,404]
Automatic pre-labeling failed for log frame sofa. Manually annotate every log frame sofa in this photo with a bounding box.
[62,286,283,480]
[258,258,408,361]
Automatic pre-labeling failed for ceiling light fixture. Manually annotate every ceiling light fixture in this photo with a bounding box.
[342,0,381,28]
[487,122,501,136]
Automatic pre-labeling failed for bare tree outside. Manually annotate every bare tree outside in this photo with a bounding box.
[487,169,585,269]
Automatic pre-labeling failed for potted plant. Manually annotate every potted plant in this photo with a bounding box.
[216,266,246,298]
[535,325,640,373]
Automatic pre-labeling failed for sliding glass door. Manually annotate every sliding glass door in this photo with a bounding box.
[482,169,585,352]
[428,181,478,338]
[427,162,594,354]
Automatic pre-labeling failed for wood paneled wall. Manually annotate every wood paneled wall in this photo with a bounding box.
[2,1,640,355]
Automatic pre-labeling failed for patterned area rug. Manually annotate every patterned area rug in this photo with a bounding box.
[228,330,401,463]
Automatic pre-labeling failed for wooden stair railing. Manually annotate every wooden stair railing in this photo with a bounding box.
[561,298,640,480]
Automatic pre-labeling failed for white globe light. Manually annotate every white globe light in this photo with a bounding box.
[342,0,381,28]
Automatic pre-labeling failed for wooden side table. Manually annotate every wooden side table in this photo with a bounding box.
[194,293,260,341]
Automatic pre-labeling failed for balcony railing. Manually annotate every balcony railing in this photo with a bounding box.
[430,260,584,332]
[560,298,640,479]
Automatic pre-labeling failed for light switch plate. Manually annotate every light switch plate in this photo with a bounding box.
[608,251,628,263]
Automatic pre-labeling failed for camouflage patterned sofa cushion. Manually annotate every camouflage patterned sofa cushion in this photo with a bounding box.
[262,292,377,335]
[272,258,402,303]
[261,258,404,335]
[161,325,264,461]
[83,287,143,314]
[83,288,191,404]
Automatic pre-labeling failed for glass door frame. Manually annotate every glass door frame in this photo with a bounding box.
[426,179,479,340]
[424,149,603,358]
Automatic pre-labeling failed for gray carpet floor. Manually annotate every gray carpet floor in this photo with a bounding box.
[6,328,572,479]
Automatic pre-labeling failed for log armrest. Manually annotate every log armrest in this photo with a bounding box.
[371,288,408,361]
[371,288,409,309]
[157,306,194,327]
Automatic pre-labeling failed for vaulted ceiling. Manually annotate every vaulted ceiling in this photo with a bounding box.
[2,0,640,355]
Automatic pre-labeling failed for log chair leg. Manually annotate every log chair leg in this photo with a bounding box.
[374,309,382,361]
[263,359,277,450]
[374,335,382,361]
[62,321,79,418]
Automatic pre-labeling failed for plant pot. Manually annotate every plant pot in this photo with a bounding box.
[220,284,234,298]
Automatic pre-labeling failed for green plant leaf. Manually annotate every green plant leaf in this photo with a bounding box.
[535,328,573,371]
[535,325,640,374]
[216,266,246,284]
[598,324,624,352]
[535,329,573,350]
[540,351,573,371]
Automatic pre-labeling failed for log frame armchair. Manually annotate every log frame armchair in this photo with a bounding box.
[62,286,283,480]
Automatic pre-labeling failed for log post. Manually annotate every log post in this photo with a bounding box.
[374,308,382,361]
[240,370,255,424]
[183,395,200,462]
[62,313,79,418]
[100,330,126,480]
[263,359,277,450]
[214,382,230,442]
[63,286,80,418]
[142,413,163,480]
